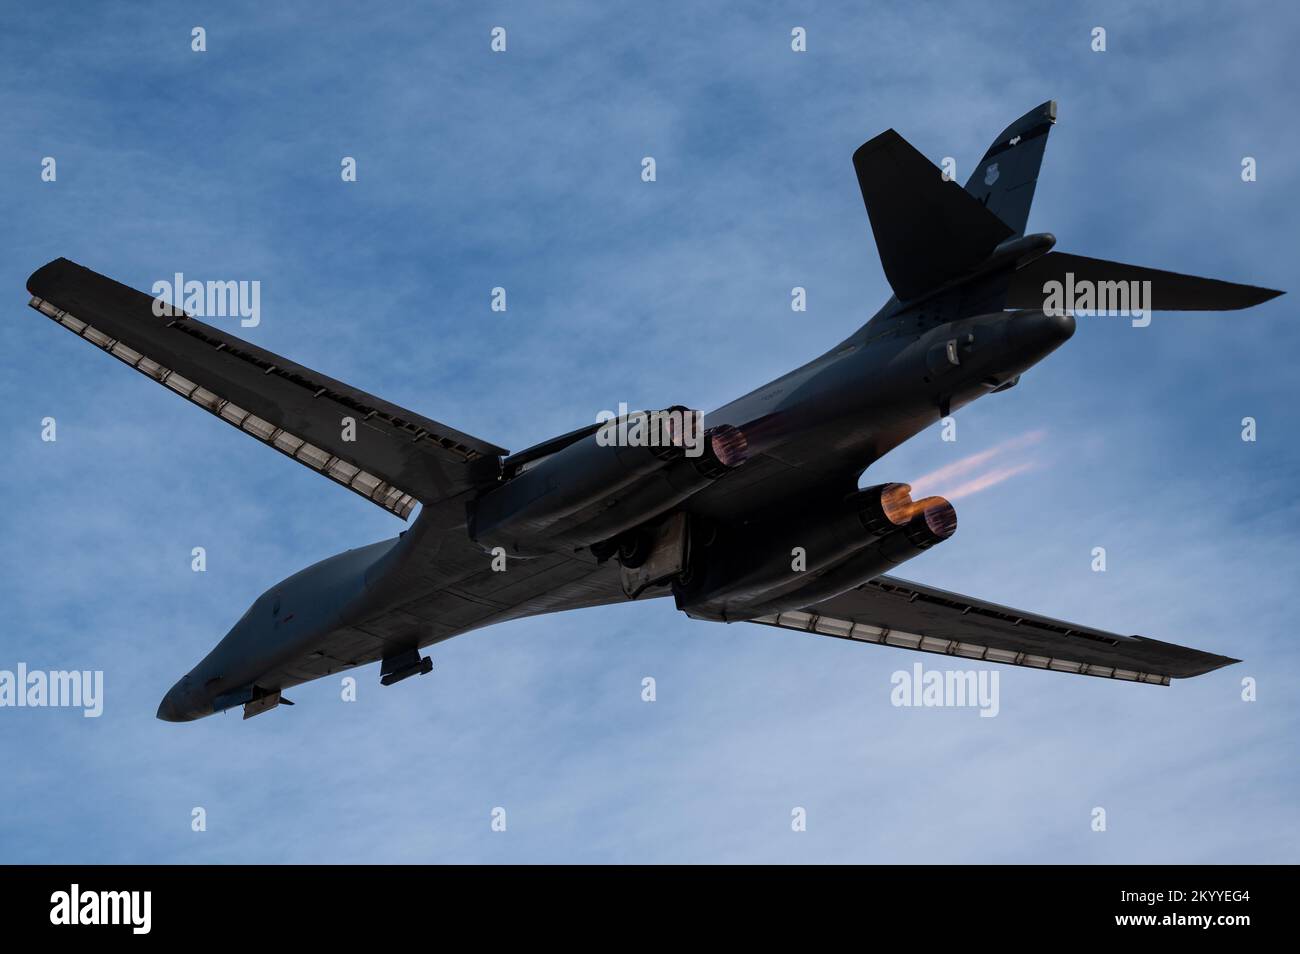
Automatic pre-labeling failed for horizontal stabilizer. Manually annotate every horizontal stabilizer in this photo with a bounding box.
[1008,251,1284,312]
[26,258,507,517]
[853,129,1014,301]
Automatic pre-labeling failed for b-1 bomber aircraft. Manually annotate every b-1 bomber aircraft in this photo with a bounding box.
[22,101,1281,721]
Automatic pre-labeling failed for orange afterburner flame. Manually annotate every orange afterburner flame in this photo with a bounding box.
[876,482,955,527]
[879,483,918,525]
[708,424,749,468]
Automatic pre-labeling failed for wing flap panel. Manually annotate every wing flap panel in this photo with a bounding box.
[751,575,1239,684]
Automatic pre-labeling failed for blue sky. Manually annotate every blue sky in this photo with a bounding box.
[1,0,1296,863]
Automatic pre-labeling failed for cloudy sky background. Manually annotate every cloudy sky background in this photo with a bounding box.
[1,0,1296,862]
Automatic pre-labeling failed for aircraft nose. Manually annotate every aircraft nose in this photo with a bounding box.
[156,684,187,722]
[156,693,179,722]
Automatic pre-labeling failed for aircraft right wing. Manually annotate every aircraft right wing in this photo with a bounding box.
[750,575,1239,685]
[26,258,506,518]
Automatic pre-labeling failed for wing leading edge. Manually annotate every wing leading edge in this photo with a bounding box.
[751,575,1239,685]
[26,258,506,518]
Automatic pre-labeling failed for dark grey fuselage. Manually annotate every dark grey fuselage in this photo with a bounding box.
[157,286,1075,721]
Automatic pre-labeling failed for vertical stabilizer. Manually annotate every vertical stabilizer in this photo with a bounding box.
[964,100,1057,236]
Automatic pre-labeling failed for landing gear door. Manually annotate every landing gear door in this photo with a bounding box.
[620,512,689,599]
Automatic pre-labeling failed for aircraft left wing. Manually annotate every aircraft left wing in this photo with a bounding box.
[750,575,1239,685]
[26,258,506,518]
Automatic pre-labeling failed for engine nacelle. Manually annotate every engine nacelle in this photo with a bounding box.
[470,408,747,556]
[675,483,956,621]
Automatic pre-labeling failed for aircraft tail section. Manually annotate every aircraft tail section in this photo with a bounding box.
[853,129,1013,302]
[964,100,1057,236]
